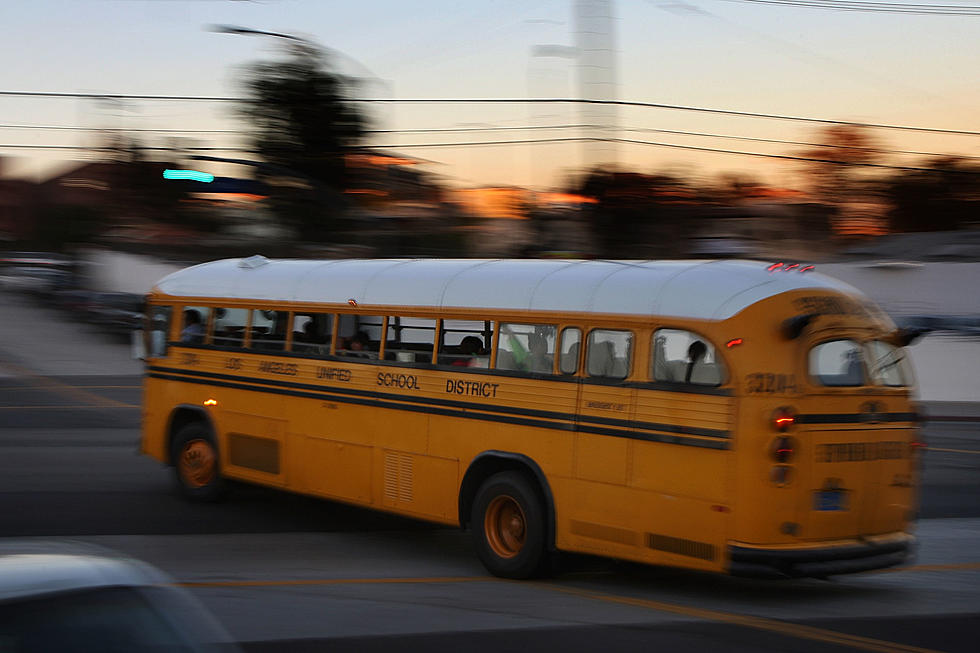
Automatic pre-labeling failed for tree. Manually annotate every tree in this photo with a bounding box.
[798,125,888,238]
[575,169,693,258]
[887,158,980,232]
[237,41,368,241]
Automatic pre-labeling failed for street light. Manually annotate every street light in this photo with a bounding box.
[208,24,391,97]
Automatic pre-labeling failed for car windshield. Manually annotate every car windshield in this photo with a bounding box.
[0,586,205,653]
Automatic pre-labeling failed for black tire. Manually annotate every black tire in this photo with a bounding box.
[471,471,549,579]
[171,423,223,501]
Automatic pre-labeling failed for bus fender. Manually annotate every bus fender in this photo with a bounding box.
[165,405,217,465]
[459,451,556,552]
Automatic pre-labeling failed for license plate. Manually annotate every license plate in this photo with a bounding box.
[813,490,848,511]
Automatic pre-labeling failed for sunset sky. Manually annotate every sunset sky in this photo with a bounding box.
[2,0,977,189]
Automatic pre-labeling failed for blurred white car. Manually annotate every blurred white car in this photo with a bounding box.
[0,541,239,652]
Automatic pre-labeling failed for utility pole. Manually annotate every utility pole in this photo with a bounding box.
[575,0,618,171]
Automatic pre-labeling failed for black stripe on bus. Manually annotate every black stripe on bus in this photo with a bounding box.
[146,372,730,451]
[148,365,731,440]
[796,413,918,425]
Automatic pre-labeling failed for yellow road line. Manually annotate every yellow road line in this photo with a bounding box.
[541,583,942,653]
[0,385,140,390]
[0,360,137,408]
[927,447,980,455]
[0,405,137,410]
[880,561,980,573]
[177,573,946,653]
[177,576,492,588]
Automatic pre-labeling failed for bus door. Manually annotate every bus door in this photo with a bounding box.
[573,329,636,487]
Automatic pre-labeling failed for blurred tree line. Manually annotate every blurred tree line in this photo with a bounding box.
[17,40,978,257]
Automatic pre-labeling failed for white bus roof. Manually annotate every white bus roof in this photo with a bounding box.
[153,257,862,321]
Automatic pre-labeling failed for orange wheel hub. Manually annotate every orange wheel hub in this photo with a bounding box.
[179,439,216,488]
[484,495,526,558]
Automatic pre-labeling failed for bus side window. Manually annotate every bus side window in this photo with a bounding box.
[384,317,436,364]
[249,310,289,352]
[212,308,248,349]
[439,319,493,368]
[652,329,724,386]
[497,324,557,374]
[180,307,210,345]
[336,314,383,359]
[587,329,632,380]
[559,327,581,375]
[293,313,334,356]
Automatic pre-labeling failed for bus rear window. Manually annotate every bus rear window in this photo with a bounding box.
[809,340,864,386]
[865,340,909,387]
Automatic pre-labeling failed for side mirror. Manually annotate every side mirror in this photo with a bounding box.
[131,329,146,361]
[893,327,930,347]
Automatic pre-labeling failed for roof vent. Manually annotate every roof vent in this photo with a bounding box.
[239,255,270,269]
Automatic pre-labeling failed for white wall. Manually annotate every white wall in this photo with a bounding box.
[80,248,183,295]
[818,262,980,402]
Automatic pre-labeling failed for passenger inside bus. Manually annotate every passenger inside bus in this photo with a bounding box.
[180,310,204,344]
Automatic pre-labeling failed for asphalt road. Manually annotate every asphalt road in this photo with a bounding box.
[1,370,979,652]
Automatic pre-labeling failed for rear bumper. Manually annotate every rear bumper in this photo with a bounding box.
[728,533,915,579]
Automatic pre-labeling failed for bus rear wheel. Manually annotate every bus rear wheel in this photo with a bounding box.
[172,424,223,501]
[471,471,548,579]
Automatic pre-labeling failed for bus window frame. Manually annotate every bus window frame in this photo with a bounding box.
[585,327,634,382]
[650,327,727,388]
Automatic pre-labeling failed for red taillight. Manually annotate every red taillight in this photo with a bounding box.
[771,406,796,432]
[770,436,797,463]
[726,338,744,348]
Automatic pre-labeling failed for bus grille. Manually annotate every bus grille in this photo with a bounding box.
[647,533,716,561]
[383,451,414,503]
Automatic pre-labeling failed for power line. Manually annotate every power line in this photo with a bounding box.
[2,90,977,136]
[2,119,976,160]
[378,99,980,137]
[359,137,980,173]
[3,120,977,160]
[714,0,980,15]
[604,137,980,172]
[2,136,976,173]
[620,126,980,160]
[4,134,978,169]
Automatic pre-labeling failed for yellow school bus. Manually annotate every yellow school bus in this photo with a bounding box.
[140,257,922,579]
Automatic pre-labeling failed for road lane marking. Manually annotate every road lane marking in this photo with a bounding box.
[0,405,137,410]
[927,447,980,455]
[0,361,137,408]
[173,571,963,652]
[880,561,980,573]
[540,583,942,653]
[176,576,492,588]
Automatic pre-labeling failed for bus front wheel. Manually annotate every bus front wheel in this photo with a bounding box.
[471,471,548,579]
[171,424,223,501]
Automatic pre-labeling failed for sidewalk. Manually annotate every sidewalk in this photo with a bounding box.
[0,291,142,377]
